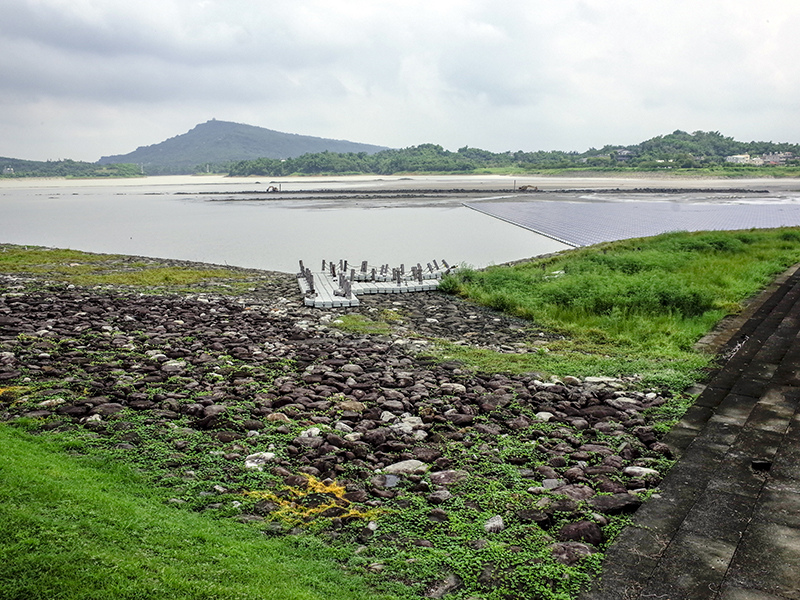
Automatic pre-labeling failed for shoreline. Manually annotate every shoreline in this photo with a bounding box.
[4,172,800,192]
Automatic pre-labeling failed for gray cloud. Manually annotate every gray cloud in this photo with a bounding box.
[1,0,799,161]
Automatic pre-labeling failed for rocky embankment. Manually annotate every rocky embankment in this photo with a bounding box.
[0,269,678,597]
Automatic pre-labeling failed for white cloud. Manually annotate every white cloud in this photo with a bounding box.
[1,0,800,160]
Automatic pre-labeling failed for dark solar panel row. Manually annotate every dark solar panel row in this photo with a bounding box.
[464,201,800,247]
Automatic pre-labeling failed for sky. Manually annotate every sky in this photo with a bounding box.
[2,0,799,162]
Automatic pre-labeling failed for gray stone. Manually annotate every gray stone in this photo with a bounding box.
[244,452,276,471]
[383,459,428,474]
[484,515,505,533]
[429,470,469,486]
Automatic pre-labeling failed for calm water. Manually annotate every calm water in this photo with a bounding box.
[0,176,569,273]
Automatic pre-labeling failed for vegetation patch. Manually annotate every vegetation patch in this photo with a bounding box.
[440,228,800,391]
[331,313,395,336]
[0,244,269,294]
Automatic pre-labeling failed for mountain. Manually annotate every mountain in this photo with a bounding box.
[97,119,389,174]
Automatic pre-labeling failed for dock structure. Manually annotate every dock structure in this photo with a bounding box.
[297,258,454,308]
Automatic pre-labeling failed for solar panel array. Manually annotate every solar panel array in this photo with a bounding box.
[464,200,800,247]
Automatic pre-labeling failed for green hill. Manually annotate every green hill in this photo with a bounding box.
[97,119,388,174]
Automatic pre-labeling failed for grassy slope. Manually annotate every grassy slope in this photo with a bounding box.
[0,425,398,600]
[439,228,800,390]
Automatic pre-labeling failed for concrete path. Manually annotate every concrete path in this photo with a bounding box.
[582,266,800,600]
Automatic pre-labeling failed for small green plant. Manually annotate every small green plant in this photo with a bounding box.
[331,314,393,335]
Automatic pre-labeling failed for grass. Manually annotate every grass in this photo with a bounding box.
[439,228,800,391]
[0,424,402,600]
[0,244,260,293]
[329,314,394,336]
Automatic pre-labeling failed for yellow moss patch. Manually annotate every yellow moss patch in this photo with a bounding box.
[0,386,28,402]
[244,475,379,527]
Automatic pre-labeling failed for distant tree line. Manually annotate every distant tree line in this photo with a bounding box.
[0,158,142,178]
[229,131,800,176]
[228,143,582,176]
[5,130,800,178]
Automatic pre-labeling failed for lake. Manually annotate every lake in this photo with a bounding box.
[0,175,571,273]
[3,174,800,273]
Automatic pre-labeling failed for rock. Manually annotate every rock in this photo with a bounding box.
[623,466,660,478]
[562,376,582,386]
[507,416,531,430]
[551,542,597,565]
[558,521,604,546]
[553,484,595,501]
[381,400,405,413]
[584,376,620,384]
[390,415,423,434]
[161,360,187,373]
[371,474,402,489]
[37,398,65,408]
[588,493,643,515]
[581,405,621,419]
[429,470,469,486]
[266,413,291,422]
[484,515,505,533]
[382,459,428,474]
[515,509,551,526]
[89,403,124,416]
[439,382,467,395]
[339,400,366,412]
[649,442,673,458]
[344,489,368,503]
[413,447,442,462]
[244,452,276,470]
[426,574,463,598]
[563,467,587,483]
[427,489,453,504]
[361,429,388,446]
[446,413,474,426]
[293,435,324,449]
[204,404,227,417]
[427,508,449,523]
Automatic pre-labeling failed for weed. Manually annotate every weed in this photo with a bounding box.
[441,229,800,392]
[331,314,393,335]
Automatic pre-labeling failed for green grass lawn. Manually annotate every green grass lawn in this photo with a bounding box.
[0,425,402,600]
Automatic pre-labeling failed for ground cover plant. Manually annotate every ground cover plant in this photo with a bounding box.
[2,232,798,599]
[0,244,278,294]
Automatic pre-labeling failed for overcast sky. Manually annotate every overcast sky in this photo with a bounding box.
[2,0,799,162]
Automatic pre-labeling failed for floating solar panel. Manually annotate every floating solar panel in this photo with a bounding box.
[464,200,800,247]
